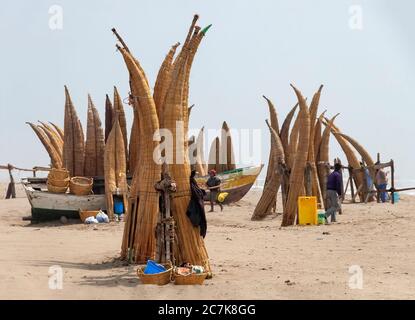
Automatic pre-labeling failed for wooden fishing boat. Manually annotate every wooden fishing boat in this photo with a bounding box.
[22,177,108,222]
[196,165,263,204]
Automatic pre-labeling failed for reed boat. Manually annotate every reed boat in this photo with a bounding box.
[22,165,262,221]
[196,165,263,204]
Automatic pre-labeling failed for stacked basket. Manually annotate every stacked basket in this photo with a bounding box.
[47,168,70,193]
[69,176,93,196]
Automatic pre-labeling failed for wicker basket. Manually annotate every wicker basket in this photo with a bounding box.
[174,272,208,285]
[48,168,69,180]
[47,177,70,188]
[70,177,93,196]
[47,182,68,194]
[137,264,172,285]
[79,210,99,223]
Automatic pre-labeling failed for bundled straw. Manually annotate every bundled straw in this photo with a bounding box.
[113,86,129,172]
[252,119,285,220]
[280,102,298,164]
[105,94,115,143]
[116,41,161,263]
[282,85,310,226]
[104,116,128,219]
[27,122,62,168]
[84,94,105,177]
[63,86,85,176]
[207,137,220,172]
[221,121,236,172]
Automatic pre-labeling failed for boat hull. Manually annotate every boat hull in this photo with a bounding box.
[196,165,263,204]
[23,179,106,222]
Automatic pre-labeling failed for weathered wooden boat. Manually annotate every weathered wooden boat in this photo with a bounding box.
[196,165,263,204]
[22,177,108,222]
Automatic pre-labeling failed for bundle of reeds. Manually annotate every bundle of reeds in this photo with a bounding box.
[84,94,105,177]
[49,122,64,141]
[63,86,85,176]
[105,94,115,143]
[128,107,140,175]
[38,121,64,158]
[27,122,62,168]
[221,121,236,172]
[117,43,161,263]
[207,137,220,172]
[252,119,285,220]
[282,85,310,226]
[104,116,128,219]
[306,86,324,205]
[194,127,207,176]
[161,18,212,273]
[113,87,129,172]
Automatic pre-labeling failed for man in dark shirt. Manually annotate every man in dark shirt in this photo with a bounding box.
[325,163,342,223]
[206,169,223,212]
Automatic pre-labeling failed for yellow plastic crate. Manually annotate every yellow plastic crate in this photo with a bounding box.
[298,196,317,225]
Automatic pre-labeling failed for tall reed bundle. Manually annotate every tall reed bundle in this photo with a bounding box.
[153,42,180,126]
[282,85,310,226]
[129,107,140,175]
[306,86,324,204]
[252,119,285,220]
[338,133,375,174]
[262,96,279,190]
[194,127,207,176]
[38,121,63,161]
[288,112,300,169]
[162,17,211,273]
[116,44,161,263]
[105,94,115,143]
[63,86,85,176]
[39,121,64,152]
[280,103,298,164]
[313,111,326,161]
[317,114,339,207]
[49,122,64,141]
[84,94,105,177]
[325,124,364,200]
[104,116,128,219]
[221,121,236,172]
[113,87,129,172]
[27,122,62,168]
[207,137,220,172]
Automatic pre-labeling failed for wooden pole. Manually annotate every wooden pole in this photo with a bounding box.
[391,159,395,204]
[348,166,355,202]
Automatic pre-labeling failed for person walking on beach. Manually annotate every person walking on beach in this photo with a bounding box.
[325,163,343,223]
[206,169,223,212]
[375,164,389,203]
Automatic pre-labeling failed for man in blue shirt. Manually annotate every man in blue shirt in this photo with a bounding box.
[325,163,342,223]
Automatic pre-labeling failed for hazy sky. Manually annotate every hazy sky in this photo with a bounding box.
[1,0,414,185]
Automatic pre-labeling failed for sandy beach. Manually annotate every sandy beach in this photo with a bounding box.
[1,184,414,300]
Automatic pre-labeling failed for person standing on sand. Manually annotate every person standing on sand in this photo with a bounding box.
[206,169,223,212]
[325,163,343,223]
[375,163,389,203]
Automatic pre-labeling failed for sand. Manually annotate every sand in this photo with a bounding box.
[0,184,414,300]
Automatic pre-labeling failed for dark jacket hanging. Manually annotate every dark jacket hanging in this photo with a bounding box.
[187,172,207,238]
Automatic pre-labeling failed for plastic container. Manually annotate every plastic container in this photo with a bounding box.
[393,192,400,203]
[144,260,167,275]
[317,210,326,225]
[114,200,124,214]
[298,196,318,225]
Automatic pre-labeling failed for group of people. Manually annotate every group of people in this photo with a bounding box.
[187,169,224,238]
[325,162,389,224]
